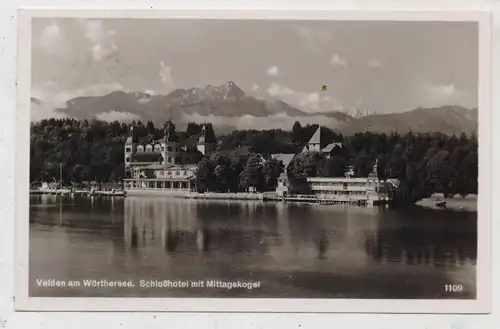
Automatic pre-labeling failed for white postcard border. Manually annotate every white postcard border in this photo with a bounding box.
[15,8,492,313]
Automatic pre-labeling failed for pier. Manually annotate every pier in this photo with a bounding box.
[181,192,264,201]
[30,189,126,197]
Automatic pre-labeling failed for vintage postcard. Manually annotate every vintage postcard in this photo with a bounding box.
[15,9,492,313]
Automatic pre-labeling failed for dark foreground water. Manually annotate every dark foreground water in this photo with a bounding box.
[29,195,477,299]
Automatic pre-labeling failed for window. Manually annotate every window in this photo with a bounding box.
[137,145,144,152]
[183,170,187,176]
[167,171,171,176]
[175,157,181,164]
[146,144,153,152]
[125,147,131,153]
[167,146,172,152]
[125,157,131,163]
[154,144,161,152]
[176,171,180,176]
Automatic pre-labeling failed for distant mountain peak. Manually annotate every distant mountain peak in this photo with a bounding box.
[347,108,377,118]
[167,81,246,105]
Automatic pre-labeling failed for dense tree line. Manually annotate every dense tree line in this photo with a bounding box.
[195,152,284,193]
[30,118,205,185]
[30,118,478,202]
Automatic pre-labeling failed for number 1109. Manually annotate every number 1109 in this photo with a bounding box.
[445,284,463,292]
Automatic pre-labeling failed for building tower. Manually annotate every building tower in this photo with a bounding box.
[308,126,322,152]
[161,121,182,165]
[302,126,322,153]
[124,126,138,169]
[366,159,381,198]
[196,123,217,156]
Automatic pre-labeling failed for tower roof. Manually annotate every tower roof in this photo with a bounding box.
[126,125,138,144]
[308,126,321,145]
[163,121,179,143]
[197,123,217,145]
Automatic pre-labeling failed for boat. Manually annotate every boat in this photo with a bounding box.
[435,200,447,208]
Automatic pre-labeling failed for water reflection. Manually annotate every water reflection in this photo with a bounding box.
[29,195,477,298]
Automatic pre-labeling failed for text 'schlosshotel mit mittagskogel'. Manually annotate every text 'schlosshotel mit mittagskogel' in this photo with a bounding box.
[140,279,261,290]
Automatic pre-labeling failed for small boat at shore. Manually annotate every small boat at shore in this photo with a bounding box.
[435,200,447,208]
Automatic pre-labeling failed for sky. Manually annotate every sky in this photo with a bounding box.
[31,18,478,118]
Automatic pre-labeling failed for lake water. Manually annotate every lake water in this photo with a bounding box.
[29,194,477,299]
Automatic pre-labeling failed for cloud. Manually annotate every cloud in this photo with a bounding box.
[37,23,69,56]
[367,59,384,68]
[265,65,279,76]
[295,26,332,42]
[182,112,345,131]
[30,99,73,122]
[427,83,456,97]
[266,83,340,113]
[330,54,347,67]
[137,98,151,104]
[144,89,160,95]
[420,82,472,108]
[32,81,125,108]
[80,20,118,61]
[159,60,176,93]
[250,84,260,92]
[96,111,140,122]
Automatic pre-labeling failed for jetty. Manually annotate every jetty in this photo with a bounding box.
[30,189,126,197]
[181,192,264,201]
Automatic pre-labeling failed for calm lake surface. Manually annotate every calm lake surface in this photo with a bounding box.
[29,195,477,299]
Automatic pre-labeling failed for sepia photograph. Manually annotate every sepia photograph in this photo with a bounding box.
[15,9,491,312]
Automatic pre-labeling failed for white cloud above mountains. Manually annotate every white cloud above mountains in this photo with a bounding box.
[159,61,176,93]
[80,19,118,61]
[265,65,279,76]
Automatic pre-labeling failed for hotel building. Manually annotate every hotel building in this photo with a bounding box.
[276,126,399,205]
[306,163,400,205]
[123,121,217,195]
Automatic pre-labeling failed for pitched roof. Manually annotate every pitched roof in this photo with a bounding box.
[142,163,198,170]
[163,122,179,143]
[144,163,169,170]
[184,134,200,148]
[197,124,217,144]
[321,142,343,153]
[131,153,163,162]
[271,153,296,168]
[308,126,321,144]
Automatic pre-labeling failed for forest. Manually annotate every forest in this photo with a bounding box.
[30,118,478,202]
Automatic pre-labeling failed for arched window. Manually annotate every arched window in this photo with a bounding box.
[137,145,144,152]
[146,144,153,152]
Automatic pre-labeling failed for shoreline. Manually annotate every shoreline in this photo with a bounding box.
[182,192,264,201]
[31,189,478,212]
[415,195,477,212]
